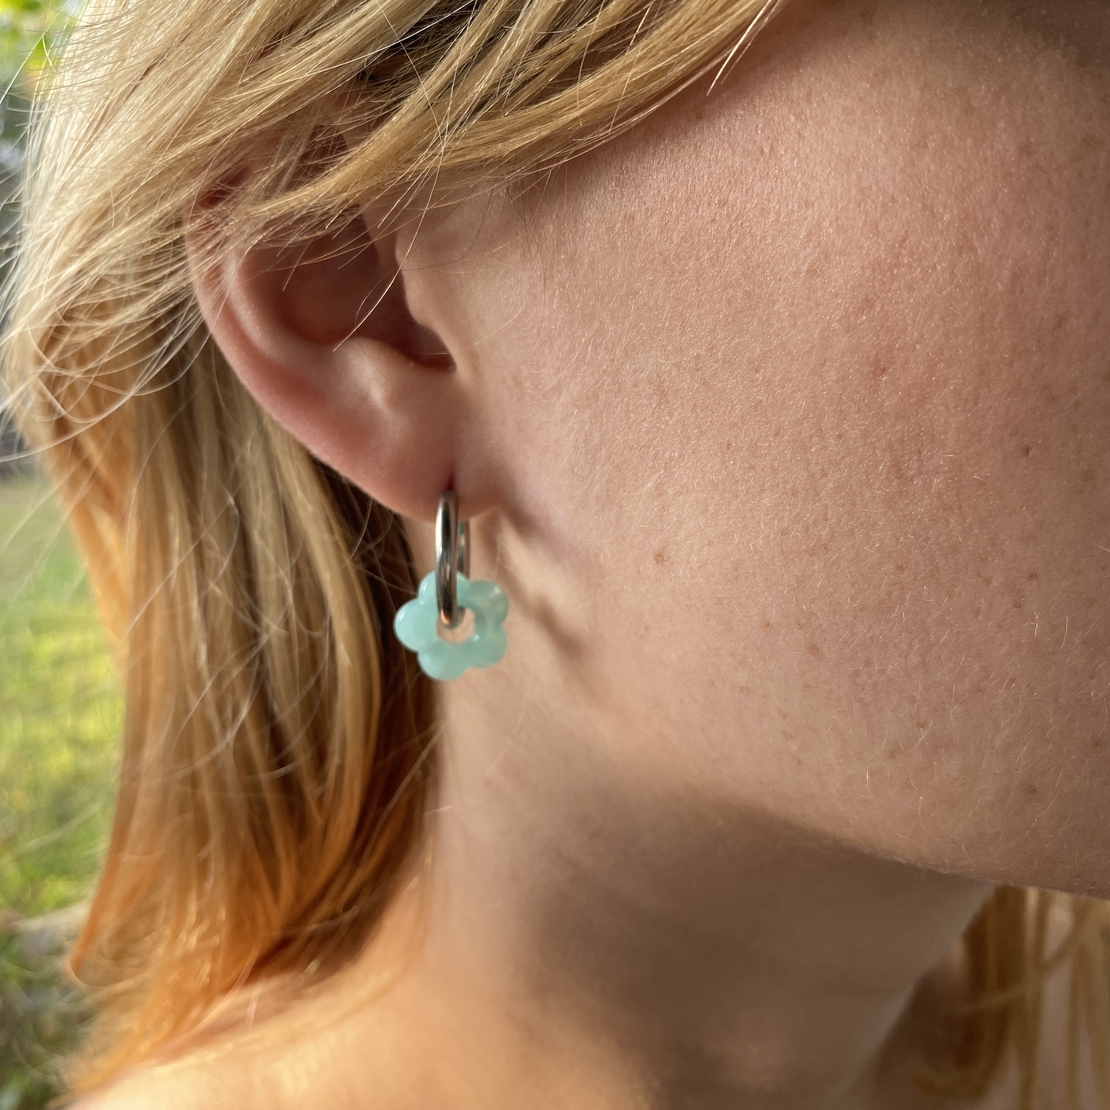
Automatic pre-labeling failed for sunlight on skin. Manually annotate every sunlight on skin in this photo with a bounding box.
[74,0,1110,1105]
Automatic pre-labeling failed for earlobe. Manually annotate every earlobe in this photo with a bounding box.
[186,207,466,522]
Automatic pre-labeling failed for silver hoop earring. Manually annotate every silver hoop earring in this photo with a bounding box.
[394,491,508,681]
[435,490,469,629]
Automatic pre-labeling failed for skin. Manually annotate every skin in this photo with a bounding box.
[96,0,1110,1106]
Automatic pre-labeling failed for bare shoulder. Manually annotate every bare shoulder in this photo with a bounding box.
[67,1058,247,1110]
[63,1030,298,1110]
[66,982,340,1109]
[63,989,391,1110]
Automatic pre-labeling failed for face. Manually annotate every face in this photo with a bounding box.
[403,0,1110,895]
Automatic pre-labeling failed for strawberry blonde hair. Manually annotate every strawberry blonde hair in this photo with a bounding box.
[5,0,1110,1103]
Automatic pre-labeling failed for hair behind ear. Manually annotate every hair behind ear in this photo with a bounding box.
[29,329,437,1091]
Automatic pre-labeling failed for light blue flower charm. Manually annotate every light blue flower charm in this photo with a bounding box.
[394,572,508,681]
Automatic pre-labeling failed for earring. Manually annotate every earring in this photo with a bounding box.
[394,491,508,681]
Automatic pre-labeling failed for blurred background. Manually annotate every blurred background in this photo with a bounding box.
[0,3,124,1107]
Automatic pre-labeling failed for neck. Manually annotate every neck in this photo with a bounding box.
[367,684,989,1110]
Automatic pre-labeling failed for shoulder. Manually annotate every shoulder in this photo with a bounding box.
[67,1060,246,1110]
[63,992,386,1110]
[66,979,333,1109]
[63,1031,298,1110]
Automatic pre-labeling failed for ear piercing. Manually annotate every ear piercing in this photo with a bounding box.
[393,491,508,681]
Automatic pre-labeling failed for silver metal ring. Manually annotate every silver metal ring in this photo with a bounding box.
[435,491,470,629]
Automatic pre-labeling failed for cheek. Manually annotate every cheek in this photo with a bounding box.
[492,21,1110,889]
[737,52,1110,878]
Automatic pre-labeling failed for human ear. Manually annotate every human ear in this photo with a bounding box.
[187,206,476,522]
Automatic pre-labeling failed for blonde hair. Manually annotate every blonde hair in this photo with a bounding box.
[4,0,1110,1103]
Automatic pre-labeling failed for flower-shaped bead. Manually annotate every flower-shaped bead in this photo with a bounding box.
[394,572,508,681]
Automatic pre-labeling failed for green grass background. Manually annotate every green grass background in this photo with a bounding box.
[0,474,122,1109]
[0,475,120,919]
[0,6,123,1103]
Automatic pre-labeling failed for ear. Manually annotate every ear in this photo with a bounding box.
[187,206,478,522]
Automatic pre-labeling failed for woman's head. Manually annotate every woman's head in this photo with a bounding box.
[199,0,1110,888]
[7,0,1110,1101]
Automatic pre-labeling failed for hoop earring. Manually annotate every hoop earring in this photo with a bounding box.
[394,491,508,681]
